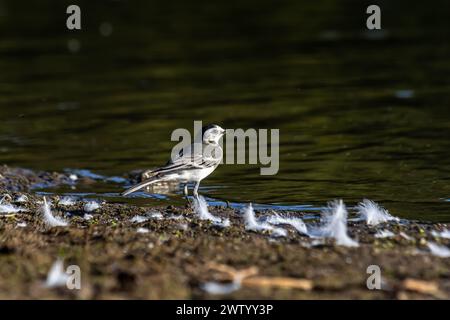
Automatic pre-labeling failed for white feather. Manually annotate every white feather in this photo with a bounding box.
[201,281,241,295]
[137,227,149,233]
[356,199,399,226]
[167,214,184,220]
[130,215,149,223]
[42,197,68,227]
[193,196,230,228]
[15,195,28,203]
[427,242,450,258]
[312,200,358,247]
[265,213,308,235]
[374,229,395,238]
[59,197,76,206]
[0,203,25,214]
[84,201,100,212]
[271,228,288,238]
[431,229,450,239]
[149,211,163,220]
[243,203,286,237]
[45,259,69,288]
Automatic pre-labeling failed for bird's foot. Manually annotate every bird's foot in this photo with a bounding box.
[185,196,193,209]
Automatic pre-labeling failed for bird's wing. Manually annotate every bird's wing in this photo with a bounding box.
[148,144,205,175]
[149,143,221,176]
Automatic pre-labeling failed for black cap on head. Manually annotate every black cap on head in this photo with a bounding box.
[202,124,220,135]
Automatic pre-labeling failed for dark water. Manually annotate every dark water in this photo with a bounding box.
[1,0,449,221]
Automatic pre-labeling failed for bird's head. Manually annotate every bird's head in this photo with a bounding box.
[202,124,225,144]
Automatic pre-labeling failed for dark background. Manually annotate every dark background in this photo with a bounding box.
[0,0,449,220]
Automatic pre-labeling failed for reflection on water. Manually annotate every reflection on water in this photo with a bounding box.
[0,0,450,221]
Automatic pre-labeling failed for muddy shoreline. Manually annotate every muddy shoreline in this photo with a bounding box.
[1,165,450,299]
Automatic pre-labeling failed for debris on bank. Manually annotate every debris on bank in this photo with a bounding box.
[1,165,450,299]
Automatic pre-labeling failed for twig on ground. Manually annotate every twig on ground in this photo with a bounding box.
[206,262,313,291]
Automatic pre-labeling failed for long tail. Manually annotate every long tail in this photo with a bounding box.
[121,177,161,196]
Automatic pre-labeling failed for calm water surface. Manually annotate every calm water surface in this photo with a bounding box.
[0,1,449,221]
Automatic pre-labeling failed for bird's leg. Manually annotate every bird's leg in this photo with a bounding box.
[193,181,200,200]
[183,184,191,205]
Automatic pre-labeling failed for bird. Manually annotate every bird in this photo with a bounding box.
[121,124,225,199]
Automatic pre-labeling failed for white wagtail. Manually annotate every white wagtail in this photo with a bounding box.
[122,124,225,199]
